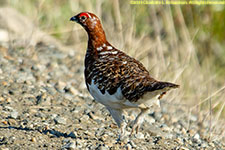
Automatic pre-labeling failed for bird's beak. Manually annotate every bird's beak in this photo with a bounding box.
[70,16,78,22]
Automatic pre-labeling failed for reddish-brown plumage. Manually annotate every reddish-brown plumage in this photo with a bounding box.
[70,12,179,137]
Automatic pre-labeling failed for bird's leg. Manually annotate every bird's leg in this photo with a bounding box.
[118,119,127,141]
[106,107,127,140]
[130,107,150,135]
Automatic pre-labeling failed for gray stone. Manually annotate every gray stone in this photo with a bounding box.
[135,132,145,139]
[54,116,67,124]
[62,141,76,150]
[97,145,108,150]
[10,111,18,119]
[193,133,201,143]
[68,132,76,138]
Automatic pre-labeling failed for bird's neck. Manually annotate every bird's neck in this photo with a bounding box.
[87,26,107,50]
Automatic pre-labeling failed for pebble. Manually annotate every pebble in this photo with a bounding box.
[10,111,18,119]
[68,132,76,138]
[126,143,132,150]
[135,132,145,139]
[76,139,83,149]
[189,115,197,122]
[193,133,201,143]
[54,81,66,93]
[97,145,108,150]
[129,140,137,148]
[8,118,17,125]
[180,146,189,150]
[31,137,36,142]
[2,120,8,125]
[160,124,171,132]
[0,97,4,102]
[36,93,51,105]
[1,148,9,150]
[54,116,67,124]
[62,141,76,150]
[4,106,13,111]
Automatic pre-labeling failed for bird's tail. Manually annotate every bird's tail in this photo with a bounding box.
[147,81,179,100]
[147,81,179,92]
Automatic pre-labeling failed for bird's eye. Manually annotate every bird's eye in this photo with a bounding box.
[80,16,87,21]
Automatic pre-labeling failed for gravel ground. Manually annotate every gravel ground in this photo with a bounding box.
[0,7,224,149]
[0,40,224,150]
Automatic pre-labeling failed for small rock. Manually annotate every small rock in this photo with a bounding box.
[176,137,184,145]
[36,93,51,105]
[160,124,171,132]
[180,146,189,150]
[135,132,145,139]
[8,118,17,125]
[4,106,13,111]
[171,117,178,123]
[76,139,83,148]
[51,114,57,119]
[31,137,36,142]
[80,114,89,122]
[54,116,67,125]
[193,133,201,143]
[201,142,208,148]
[65,85,79,95]
[189,115,197,122]
[68,132,76,138]
[97,145,108,150]
[209,142,215,147]
[10,111,18,119]
[0,97,4,102]
[5,97,11,103]
[1,148,9,150]
[54,81,66,93]
[62,141,76,150]
[126,143,132,150]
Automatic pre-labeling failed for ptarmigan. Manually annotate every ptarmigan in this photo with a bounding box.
[70,12,179,138]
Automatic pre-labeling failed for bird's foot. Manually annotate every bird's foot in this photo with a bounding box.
[130,119,141,136]
[117,122,127,141]
[130,108,149,136]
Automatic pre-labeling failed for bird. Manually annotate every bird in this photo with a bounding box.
[70,12,179,138]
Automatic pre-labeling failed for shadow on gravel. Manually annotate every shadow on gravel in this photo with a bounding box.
[0,126,76,139]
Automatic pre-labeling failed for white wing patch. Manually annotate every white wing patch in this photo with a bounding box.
[122,61,127,65]
[99,51,118,55]
[107,46,113,50]
[97,47,103,51]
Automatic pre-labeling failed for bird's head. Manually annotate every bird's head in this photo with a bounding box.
[70,12,101,32]
[70,12,107,47]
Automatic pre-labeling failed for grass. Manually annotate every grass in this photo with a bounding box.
[5,0,225,140]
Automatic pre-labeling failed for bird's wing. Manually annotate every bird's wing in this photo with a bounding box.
[87,47,178,103]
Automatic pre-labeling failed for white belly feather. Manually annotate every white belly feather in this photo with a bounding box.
[87,79,160,109]
[87,79,137,109]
